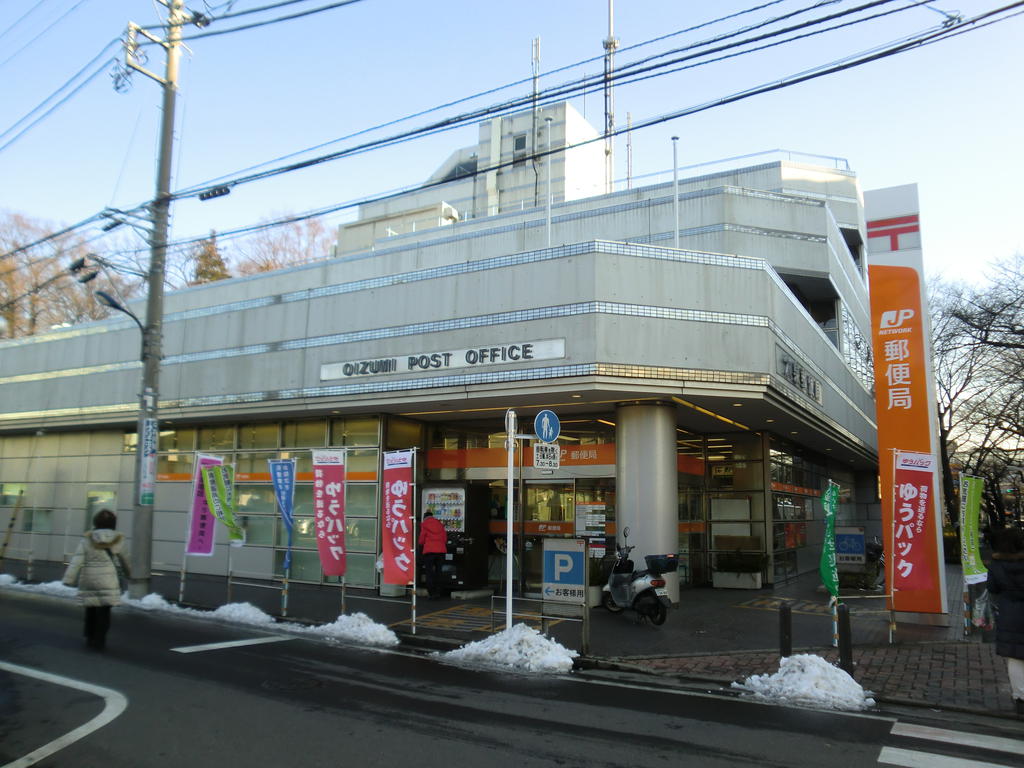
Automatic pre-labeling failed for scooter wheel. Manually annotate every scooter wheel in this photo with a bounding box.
[638,594,667,625]
[649,600,667,626]
[602,591,623,613]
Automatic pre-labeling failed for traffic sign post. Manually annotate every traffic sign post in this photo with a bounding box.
[542,538,585,604]
[534,409,560,443]
[533,441,560,469]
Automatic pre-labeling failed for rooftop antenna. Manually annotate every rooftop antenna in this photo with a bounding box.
[532,37,541,207]
[626,112,633,190]
[603,0,618,194]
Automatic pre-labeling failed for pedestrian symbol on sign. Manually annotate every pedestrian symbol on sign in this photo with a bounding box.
[534,410,560,443]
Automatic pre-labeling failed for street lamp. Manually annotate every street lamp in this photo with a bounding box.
[95,291,143,333]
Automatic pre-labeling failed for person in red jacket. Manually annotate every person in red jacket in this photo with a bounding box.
[418,511,448,598]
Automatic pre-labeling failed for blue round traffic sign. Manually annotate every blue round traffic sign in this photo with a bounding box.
[534,409,560,443]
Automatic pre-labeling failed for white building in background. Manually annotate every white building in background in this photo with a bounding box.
[333,103,604,255]
[0,103,884,615]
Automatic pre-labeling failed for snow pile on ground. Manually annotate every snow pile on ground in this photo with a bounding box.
[124,593,195,613]
[1,577,398,649]
[211,602,276,625]
[299,612,399,647]
[441,623,578,674]
[732,654,875,711]
[0,577,78,598]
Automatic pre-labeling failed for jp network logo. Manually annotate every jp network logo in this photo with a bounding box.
[880,309,915,329]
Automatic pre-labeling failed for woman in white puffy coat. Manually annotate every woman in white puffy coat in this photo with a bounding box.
[63,509,130,650]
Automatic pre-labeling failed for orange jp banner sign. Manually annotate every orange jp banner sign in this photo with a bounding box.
[868,263,945,614]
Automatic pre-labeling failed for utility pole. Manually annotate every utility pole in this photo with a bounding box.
[602,0,618,195]
[122,0,186,597]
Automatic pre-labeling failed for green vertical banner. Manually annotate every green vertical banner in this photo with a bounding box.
[820,481,840,598]
[959,474,987,584]
[202,464,245,547]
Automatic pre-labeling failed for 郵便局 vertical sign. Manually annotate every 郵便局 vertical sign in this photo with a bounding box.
[381,450,414,585]
[869,262,945,614]
[312,449,346,576]
[185,454,223,556]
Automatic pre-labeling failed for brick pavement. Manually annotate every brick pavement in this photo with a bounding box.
[614,640,1018,717]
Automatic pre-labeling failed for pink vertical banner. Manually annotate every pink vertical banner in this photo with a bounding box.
[312,449,347,577]
[186,454,223,556]
[891,450,938,593]
[381,450,414,585]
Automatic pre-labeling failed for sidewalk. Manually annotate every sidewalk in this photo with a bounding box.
[572,565,1019,718]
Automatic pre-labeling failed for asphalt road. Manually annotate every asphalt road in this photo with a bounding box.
[1,590,1021,768]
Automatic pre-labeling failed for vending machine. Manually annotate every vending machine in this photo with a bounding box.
[420,483,489,593]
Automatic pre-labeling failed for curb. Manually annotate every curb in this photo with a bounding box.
[580,653,1019,719]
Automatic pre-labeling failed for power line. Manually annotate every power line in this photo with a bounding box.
[150,2,1024,257]
[0,0,93,70]
[3,2,1021,273]
[173,0,807,195]
[0,39,119,145]
[137,0,367,42]
[174,0,920,201]
[0,0,53,43]
[0,56,116,154]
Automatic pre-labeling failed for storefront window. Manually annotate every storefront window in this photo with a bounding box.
[235,452,277,476]
[329,416,380,447]
[347,449,379,481]
[386,417,422,450]
[346,484,377,516]
[238,423,279,450]
[279,450,313,474]
[240,515,275,546]
[22,508,52,533]
[236,485,276,515]
[323,553,375,587]
[157,452,193,477]
[198,426,235,450]
[159,427,196,452]
[282,420,326,448]
[274,549,321,582]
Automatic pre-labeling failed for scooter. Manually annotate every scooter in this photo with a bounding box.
[601,526,676,625]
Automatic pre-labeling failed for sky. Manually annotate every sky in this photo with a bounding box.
[1,0,1022,283]
[1,574,876,710]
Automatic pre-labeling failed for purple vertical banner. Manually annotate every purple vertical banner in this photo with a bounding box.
[186,454,223,556]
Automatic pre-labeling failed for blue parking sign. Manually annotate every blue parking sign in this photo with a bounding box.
[542,539,585,603]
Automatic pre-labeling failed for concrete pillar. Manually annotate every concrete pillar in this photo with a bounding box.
[615,402,679,602]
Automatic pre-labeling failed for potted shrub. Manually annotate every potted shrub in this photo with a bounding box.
[712,550,767,589]
[587,554,608,607]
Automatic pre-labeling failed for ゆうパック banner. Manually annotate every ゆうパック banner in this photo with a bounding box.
[312,450,346,577]
[381,450,415,585]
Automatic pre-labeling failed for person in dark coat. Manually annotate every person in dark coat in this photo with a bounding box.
[418,511,448,599]
[986,527,1024,715]
[62,509,130,650]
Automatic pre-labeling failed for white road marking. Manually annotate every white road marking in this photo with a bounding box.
[878,746,1014,768]
[0,661,128,768]
[171,635,293,653]
[891,722,1023,755]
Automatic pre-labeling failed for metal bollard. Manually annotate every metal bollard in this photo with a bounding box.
[779,602,793,658]
[837,603,854,675]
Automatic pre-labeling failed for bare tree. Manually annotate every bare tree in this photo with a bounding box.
[932,259,1024,531]
[233,217,332,275]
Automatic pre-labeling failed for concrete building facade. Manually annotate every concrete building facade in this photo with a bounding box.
[0,105,882,612]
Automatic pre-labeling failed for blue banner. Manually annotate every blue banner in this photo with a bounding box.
[268,459,296,571]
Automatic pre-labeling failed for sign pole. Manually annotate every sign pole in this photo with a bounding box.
[505,409,517,632]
